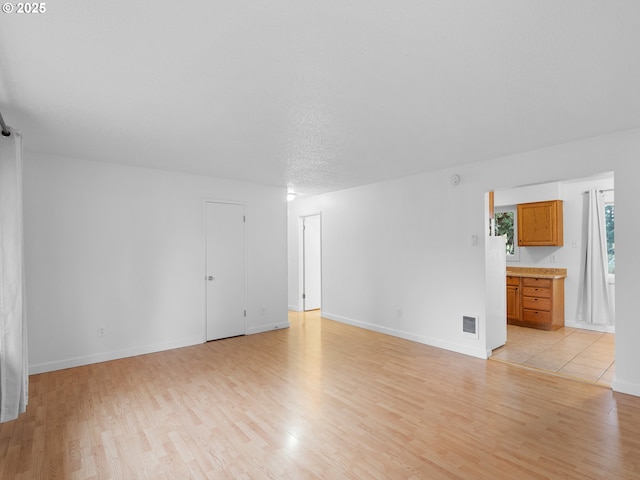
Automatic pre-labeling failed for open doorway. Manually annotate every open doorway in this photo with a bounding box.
[301,214,321,311]
[487,172,615,387]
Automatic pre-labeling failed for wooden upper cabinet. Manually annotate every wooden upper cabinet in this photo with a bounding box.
[517,200,563,246]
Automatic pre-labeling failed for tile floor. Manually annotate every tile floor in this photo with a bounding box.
[491,325,615,387]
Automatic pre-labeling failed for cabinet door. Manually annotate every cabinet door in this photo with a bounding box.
[506,284,520,320]
[517,200,563,246]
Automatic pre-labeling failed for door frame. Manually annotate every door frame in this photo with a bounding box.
[203,199,248,341]
[298,212,322,312]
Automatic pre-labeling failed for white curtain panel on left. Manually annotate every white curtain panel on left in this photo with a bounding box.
[0,128,28,423]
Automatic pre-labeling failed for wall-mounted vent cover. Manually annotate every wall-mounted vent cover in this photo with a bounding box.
[462,315,479,339]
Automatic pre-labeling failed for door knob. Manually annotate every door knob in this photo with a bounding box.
[208,276,215,281]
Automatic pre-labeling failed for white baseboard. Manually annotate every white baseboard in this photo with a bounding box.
[29,335,204,375]
[612,379,640,397]
[288,304,301,312]
[29,321,293,375]
[247,321,290,335]
[322,312,488,360]
[565,321,615,334]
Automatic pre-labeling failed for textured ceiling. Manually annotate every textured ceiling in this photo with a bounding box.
[0,1,638,196]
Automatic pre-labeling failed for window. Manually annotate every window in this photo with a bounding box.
[494,205,519,261]
[605,202,614,275]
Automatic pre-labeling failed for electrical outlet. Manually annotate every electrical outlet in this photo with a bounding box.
[550,255,556,263]
[397,308,403,318]
[97,327,106,337]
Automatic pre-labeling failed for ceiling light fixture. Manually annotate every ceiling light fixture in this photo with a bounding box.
[0,110,11,136]
[287,192,298,202]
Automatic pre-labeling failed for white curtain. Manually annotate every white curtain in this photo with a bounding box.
[577,189,613,326]
[0,128,28,423]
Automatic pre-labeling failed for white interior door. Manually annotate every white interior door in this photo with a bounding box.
[303,215,321,311]
[205,202,246,341]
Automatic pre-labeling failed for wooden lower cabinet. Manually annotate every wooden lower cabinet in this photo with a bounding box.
[506,276,520,321]
[506,275,564,331]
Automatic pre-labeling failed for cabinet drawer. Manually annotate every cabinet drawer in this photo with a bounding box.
[522,277,552,288]
[523,309,552,324]
[522,286,551,298]
[522,296,552,311]
[507,276,520,286]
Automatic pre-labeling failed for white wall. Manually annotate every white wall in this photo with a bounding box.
[24,153,288,374]
[289,166,490,359]
[288,128,640,397]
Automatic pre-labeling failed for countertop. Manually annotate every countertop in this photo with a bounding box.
[506,267,567,279]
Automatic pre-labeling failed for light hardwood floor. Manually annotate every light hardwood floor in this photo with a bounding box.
[1,310,639,479]
[491,325,615,387]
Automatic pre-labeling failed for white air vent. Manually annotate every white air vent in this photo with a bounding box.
[462,314,479,339]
